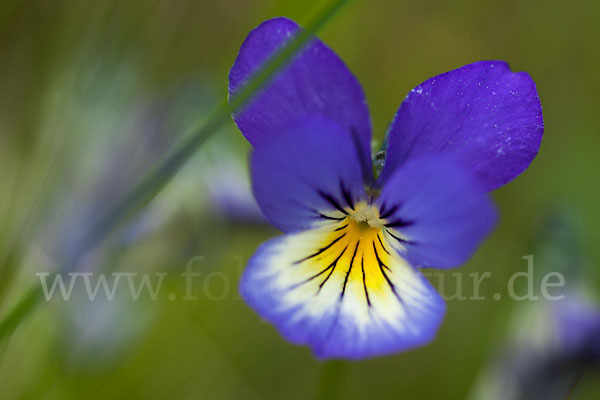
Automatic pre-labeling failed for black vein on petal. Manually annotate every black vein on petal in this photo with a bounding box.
[334,223,348,231]
[318,245,348,291]
[317,190,349,215]
[385,219,415,229]
[293,233,346,265]
[372,241,404,304]
[341,240,359,298]
[315,211,345,221]
[376,233,390,255]
[361,254,371,307]
[385,228,415,245]
[340,181,355,211]
[379,204,400,220]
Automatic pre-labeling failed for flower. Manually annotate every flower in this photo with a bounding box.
[469,208,599,400]
[228,17,543,359]
[469,294,600,400]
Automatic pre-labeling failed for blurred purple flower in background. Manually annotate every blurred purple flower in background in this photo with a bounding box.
[555,295,600,362]
[470,209,600,400]
[228,18,543,359]
[37,73,261,273]
[469,293,600,400]
[22,62,262,368]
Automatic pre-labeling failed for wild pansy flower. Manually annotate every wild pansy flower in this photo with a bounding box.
[469,210,599,400]
[229,17,543,359]
[469,295,600,400]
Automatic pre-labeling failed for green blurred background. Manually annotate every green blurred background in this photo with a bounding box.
[0,0,599,398]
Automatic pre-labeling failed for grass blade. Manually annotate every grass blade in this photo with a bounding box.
[0,0,354,344]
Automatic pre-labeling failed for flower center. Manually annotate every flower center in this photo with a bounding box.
[349,202,381,229]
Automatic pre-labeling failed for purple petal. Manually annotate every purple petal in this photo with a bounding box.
[240,225,446,360]
[376,156,496,269]
[380,61,544,191]
[553,295,600,361]
[251,116,366,233]
[229,17,372,181]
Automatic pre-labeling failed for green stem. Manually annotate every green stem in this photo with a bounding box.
[70,0,353,268]
[0,287,42,344]
[316,360,346,400]
[0,0,353,344]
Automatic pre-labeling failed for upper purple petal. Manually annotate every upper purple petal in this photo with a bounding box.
[379,61,544,191]
[251,115,367,233]
[229,17,372,182]
[376,156,496,269]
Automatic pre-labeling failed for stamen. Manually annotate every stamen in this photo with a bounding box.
[349,202,381,228]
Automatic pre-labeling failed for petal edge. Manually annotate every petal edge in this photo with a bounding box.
[380,61,544,191]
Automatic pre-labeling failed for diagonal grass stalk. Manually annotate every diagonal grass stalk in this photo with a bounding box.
[0,0,353,344]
